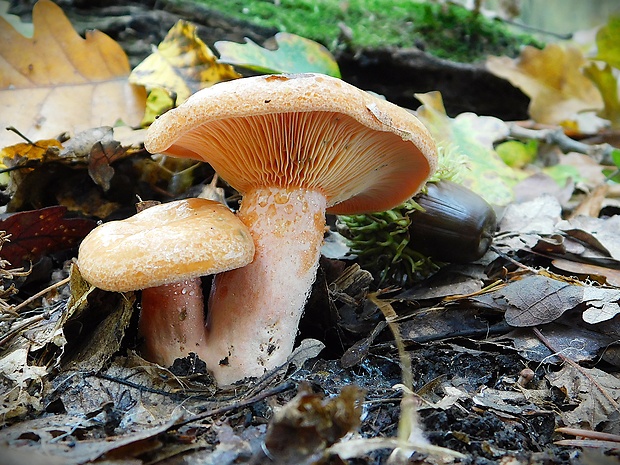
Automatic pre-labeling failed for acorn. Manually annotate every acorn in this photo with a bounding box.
[409,180,497,263]
[336,180,497,285]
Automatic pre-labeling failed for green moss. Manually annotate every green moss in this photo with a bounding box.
[193,0,542,62]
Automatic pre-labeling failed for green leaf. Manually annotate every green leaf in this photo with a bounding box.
[584,62,620,128]
[543,164,582,186]
[214,32,341,78]
[603,167,620,184]
[495,139,538,168]
[142,87,175,127]
[415,91,525,206]
[594,15,620,70]
[611,148,620,168]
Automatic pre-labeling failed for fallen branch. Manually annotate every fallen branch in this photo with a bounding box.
[508,123,616,165]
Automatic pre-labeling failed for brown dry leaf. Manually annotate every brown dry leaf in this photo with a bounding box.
[0,0,146,147]
[552,258,620,287]
[259,384,364,464]
[557,215,620,260]
[547,365,620,435]
[486,44,603,125]
[60,126,131,191]
[0,410,182,464]
[501,274,583,327]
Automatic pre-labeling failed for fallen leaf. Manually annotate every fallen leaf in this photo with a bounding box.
[547,364,620,434]
[415,91,523,206]
[215,31,341,77]
[593,15,620,70]
[0,206,96,266]
[495,139,538,168]
[581,286,620,324]
[486,44,604,125]
[0,0,146,147]
[497,195,562,237]
[129,19,240,111]
[259,384,364,464]
[501,275,583,327]
[583,62,620,128]
[0,138,62,165]
[0,409,182,464]
[60,126,131,191]
[513,172,575,204]
[557,215,620,260]
[509,323,614,364]
[552,258,620,287]
[0,347,48,418]
[0,138,63,190]
[63,266,135,372]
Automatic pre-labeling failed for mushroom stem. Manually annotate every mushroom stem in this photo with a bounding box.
[205,187,327,385]
[139,278,207,365]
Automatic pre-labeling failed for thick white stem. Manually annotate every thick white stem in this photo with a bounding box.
[205,187,327,385]
[139,278,207,366]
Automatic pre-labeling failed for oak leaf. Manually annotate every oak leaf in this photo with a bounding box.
[0,0,146,147]
[129,19,240,120]
[486,44,604,125]
[215,32,341,78]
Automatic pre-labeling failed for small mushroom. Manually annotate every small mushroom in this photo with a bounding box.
[77,198,254,366]
[145,73,437,384]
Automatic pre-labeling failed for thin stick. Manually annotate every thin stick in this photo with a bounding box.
[13,276,70,313]
[176,380,296,426]
[556,427,620,443]
[0,309,56,347]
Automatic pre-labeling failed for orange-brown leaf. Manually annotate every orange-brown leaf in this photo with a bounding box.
[0,0,146,147]
[486,44,603,125]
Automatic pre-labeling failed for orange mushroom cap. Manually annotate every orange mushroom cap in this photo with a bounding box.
[77,198,255,292]
[145,73,437,215]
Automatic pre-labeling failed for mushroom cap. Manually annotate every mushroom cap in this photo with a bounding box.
[77,198,255,292]
[145,73,437,215]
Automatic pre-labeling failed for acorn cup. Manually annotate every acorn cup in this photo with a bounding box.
[336,180,497,286]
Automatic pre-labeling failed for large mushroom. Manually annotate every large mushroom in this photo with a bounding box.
[145,73,437,385]
[77,198,254,366]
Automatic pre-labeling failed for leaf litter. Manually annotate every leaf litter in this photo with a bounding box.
[1,1,620,464]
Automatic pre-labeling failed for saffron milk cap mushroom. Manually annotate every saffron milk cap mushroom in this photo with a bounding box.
[77,198,255,366]
[145,73,437,385]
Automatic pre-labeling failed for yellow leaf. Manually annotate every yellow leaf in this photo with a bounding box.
[0,0,146,147]
[486,44,603,125]
[0,139,62,163]
[129,20,241,106]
